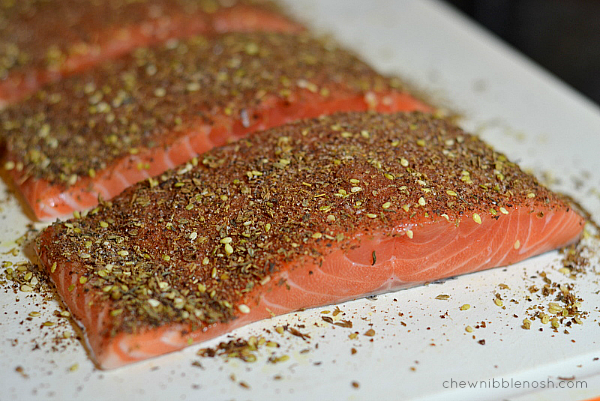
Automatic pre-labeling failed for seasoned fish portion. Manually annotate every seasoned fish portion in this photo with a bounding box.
[36,112,583,369]
[0,0,304,106]
[1,32,429,220]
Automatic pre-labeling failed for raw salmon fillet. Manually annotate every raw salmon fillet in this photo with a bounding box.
[0,32,430,221]
[0,0,303,106]
[35,111,585,369]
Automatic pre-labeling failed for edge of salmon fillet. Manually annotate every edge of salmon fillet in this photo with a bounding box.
[0,32,432,220]
[0,0,304,107]
[35,111,585,369]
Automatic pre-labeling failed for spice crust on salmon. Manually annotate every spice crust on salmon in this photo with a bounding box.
[35,111,585,369]
[0,32,430,221]
[0,0,303,106]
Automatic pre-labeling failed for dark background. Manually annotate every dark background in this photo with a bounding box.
[441,0,600,106]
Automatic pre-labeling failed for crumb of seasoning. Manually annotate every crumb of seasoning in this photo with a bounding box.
[268,355,290,364]
[15,366,28,378]
[364,329,376,337]
[352,381,360,389]
[460,304,471,311]
[196,336,276,363]
[435,294,450,300]
[465,326,473,333]
[288,327,310,340]
[515,241,592,333]
[334,320,353,328]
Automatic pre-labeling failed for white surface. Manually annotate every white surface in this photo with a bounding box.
[2,1,600,400]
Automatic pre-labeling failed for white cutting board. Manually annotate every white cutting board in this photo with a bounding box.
[1,1,600,400]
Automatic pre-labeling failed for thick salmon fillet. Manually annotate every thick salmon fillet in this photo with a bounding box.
[35,112,585,369]
[0,32,430,221]
[0,0,303,106]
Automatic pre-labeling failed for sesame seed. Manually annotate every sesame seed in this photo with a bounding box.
[406,230,414,239]
[186,82,201,92]
[238,304,251,314]
[472,213,482,224]
[20,285,33,292]
[418,197,426,206]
